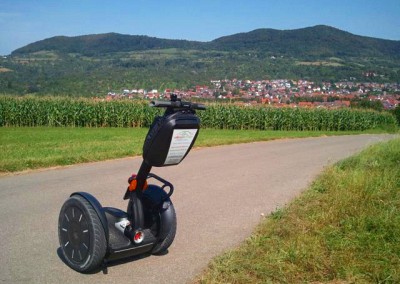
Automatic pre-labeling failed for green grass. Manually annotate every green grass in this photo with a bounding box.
[0,127,370,173]
[198,138,400,283]
[0,127,147,172]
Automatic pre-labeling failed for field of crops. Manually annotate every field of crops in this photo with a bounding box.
[0,96,397,131]
[0,96,157,128]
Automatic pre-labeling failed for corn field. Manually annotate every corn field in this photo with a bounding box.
[0,96,396,131]
[198,104,397,131]
[0,96,158,128]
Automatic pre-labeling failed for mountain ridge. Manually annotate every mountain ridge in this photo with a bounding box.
[12,32,205,55]
[211,25,400,58]
[11,25,400,58]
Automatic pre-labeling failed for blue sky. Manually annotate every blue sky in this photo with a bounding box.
[1,0,399,55]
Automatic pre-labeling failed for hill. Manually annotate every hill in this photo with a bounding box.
[11,25,400,59]
[211,25,400,58]
[1,25,400,96]
[11,33,205,56]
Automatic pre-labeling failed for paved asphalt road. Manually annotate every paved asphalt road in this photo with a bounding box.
[0,134,396,283]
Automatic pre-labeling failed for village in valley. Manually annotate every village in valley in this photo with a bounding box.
[107,79,400,110]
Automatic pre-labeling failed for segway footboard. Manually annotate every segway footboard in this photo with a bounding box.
[103,206,157,261]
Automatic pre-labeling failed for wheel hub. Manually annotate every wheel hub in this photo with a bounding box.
[69,221,83,247]
[60,206,90,263]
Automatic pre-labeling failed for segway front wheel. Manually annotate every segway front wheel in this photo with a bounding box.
[58,195,107,272]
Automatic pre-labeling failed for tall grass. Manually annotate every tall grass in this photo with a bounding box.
[198,138,400,283]
[0,96,397,131]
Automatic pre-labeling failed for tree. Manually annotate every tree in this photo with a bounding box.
[393,105,400,126]
[351,99,383,112]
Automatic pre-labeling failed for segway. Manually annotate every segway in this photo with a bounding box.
[58,94,205,272]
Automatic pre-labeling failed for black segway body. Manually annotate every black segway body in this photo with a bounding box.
[58,96,204,272]
[59,181,177,270]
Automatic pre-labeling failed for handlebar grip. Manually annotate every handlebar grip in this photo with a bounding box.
[150,101,172,107]
[191,103,206,110]
[150,100,206,110]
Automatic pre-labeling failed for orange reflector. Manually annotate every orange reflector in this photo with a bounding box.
[128,179,148,191]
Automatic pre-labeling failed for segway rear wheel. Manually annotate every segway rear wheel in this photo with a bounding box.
[58,195,107,272]
[151,201,177,255]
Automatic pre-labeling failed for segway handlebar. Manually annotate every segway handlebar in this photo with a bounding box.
[150,100,206,110]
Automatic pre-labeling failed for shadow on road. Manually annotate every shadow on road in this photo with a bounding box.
[57,247,169,274]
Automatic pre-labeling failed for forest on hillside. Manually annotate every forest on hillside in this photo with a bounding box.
[1,25,399,96]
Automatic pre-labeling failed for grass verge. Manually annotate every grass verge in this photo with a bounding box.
[0,127,389,173]
[197,138,400,283]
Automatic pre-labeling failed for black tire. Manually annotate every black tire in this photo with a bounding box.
[151,202,177,255]
[58,195,107,272]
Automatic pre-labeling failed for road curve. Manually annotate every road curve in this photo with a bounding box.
[0,134,396,283]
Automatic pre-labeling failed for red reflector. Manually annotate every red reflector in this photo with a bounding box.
[133,231,144,244]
